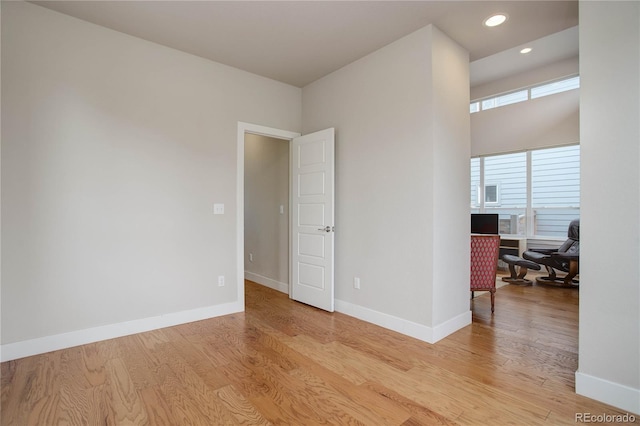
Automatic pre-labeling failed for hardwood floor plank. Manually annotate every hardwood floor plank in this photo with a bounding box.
[214,384,272,425]
[363,381,458,426]
[288,367,410,425]
[154,363,221,425]
[162,348,238,424]
[81,343,107,387]
[118,335,163,389]
[161,327,231,390]
[285,335,370,385]
[24,389,60,426]
[0,360,16,394]
[408,363,550,425]
[86,384,117,426]
[105,357,148,424]
[139,386,177,426]
[3,358,39,424]
[226,351,331,425]
[54,348,97,424]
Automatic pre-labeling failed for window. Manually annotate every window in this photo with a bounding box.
[531,76,580,99]
[481,90,528,111]
[471,145,580,238]
[484,184,499,204]
[470,75,580,114]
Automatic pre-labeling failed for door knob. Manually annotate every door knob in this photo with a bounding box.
[317,225,331,232]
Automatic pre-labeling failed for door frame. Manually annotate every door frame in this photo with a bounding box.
[236,122,300,308]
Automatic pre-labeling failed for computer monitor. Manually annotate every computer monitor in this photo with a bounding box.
[471,213,499,234]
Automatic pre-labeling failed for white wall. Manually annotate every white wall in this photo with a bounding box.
[244,134,289,292]
[471,56,579,100]
[577,1,640,414]
[302,25,470,341]
[471,90,579,157]
[430,28,471,329]
[471,58,580,157]
[1,2,301,358]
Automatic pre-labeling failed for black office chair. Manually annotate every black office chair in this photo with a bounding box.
[523,219,580,287]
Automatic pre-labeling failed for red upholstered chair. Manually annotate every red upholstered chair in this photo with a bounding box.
[470,235,501,313]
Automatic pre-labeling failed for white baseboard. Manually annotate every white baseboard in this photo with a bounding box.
[0,301,243,362]
[432,310,473,342]
[335,299,471,344]
[576,371,640,415]
[245,271,288,294]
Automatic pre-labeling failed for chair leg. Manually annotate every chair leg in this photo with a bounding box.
[490,289,495,313]
[517,266,530,280]
[547,266,557,281]
[563,259,579,286]
[508,263,518,279]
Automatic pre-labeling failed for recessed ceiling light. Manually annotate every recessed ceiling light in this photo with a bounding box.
[484,14,508,27]
[520,47,533,54]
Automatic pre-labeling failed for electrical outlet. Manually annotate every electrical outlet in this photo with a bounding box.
[249,253,253,262]
[354,277,361,289]
[218,275,225,286]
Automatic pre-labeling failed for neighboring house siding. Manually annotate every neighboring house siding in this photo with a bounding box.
[532,145,580,236]
[484,152,527,208]
[470,158,480,210]
[532,145,580,207]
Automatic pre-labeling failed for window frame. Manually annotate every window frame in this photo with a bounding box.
[481,183,500,206]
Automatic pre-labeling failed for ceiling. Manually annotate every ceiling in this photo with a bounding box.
[32,1,579,88]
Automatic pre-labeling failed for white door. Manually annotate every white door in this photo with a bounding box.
[290,128,335,312]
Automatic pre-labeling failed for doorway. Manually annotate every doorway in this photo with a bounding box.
[236,122,300,308]
[244,133,290,293]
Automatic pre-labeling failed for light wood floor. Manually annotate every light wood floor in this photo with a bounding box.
[2,279,636,425]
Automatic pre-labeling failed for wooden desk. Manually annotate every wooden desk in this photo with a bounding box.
[499,235,526,258]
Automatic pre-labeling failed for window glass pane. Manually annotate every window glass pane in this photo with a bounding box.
[531,76,580,99]
[470,102,479,113]
[484,152,527,235]
[531,145,580,237]
[485,184,498,203]
[495,89,528,107]
[497,210,527,235]
[470,158,480,208]
[479,90,528,111]
[484,152,526,208]
[481,98,496,111]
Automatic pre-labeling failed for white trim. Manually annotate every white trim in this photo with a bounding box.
[575,371,640,415]
[481,182,500,206]
[245,271,288,294]
[432,310,473,342]
[236,122,300,307]
[526,150,534,236]
[0,301,243,362]
[335,299,471,344]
